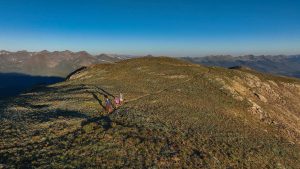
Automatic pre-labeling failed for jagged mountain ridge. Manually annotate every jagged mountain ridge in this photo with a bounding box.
[182,55,300,78]
[0,50,127,77]
[0,57,299,168]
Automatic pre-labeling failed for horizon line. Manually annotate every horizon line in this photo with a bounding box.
[1,49,300,58]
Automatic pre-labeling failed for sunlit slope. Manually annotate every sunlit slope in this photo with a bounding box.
[1,57,300,168]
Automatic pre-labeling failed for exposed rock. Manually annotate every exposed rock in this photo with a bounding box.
[253,93,268,103]
[248,99,269,121]
[228,65,252,70]
[66,66,88,80]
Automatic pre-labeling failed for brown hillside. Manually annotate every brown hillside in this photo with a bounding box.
[0,57,299,168]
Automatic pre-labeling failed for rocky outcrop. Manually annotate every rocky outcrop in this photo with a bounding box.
[66,66,88,80]
[212,70,300,143]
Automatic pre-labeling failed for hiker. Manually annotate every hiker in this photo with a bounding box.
[114,97,121,107]
[120,93,124,104]
[114,93,124,107]
[104,95,113,113]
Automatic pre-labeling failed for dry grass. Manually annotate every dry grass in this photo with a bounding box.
[0,57,300,168]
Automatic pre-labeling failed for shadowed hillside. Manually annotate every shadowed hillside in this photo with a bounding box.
[0,73,64,99]
[0,57,299,168]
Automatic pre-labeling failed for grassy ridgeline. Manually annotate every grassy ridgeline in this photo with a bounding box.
[0,57,299,168]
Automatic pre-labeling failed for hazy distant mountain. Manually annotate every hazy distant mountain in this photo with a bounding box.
[0,50,127,77]
[182,55,300,78]
[94,53,131,63]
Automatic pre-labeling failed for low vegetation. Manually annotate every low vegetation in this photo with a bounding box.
[1,57,299,168]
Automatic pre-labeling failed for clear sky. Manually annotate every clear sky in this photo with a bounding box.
[0,0,299,56]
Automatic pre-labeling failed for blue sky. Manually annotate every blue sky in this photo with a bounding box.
[0,0,299,56]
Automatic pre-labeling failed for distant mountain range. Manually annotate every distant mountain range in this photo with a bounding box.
[0,50,129,77]
[2,51,299,79]
[181,55,300,78]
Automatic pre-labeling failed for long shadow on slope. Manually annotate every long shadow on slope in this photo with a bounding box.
[51,84,114,111]
[81,116,112,130]
[0,72,64,99]
[91,92,106,109]
[57,84,115,97]
[24,109,91,123]
[92,85,115,98]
